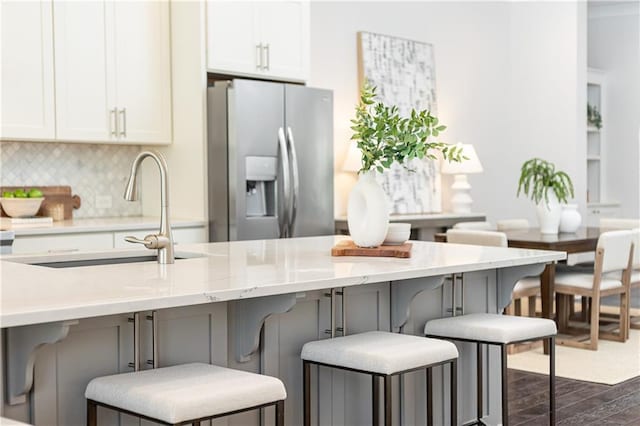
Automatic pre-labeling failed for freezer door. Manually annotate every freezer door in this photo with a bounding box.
[284,85,334,237]
[228,79,286,241]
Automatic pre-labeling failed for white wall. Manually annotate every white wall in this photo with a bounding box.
[310,1,587,224]
[588,3,640,218]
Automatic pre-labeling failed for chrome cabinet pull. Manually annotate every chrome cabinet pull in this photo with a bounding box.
[119,108,127,137]
[110,108,118,137]
[255,43,263,70]
[128,312,141,371]
[264,43,270,71]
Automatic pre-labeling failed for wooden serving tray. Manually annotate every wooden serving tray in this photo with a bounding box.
[331,240,412,258]
[0,185,81,220]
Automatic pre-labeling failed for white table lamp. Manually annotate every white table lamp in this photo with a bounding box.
[441,144,483,213]
[342,142,362,173]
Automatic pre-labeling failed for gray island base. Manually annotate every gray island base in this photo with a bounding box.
[0,236,564,425]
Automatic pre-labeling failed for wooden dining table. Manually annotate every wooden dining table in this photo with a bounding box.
[435,227,602,353]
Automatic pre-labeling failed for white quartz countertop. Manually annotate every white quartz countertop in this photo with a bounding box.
[2,216,206,236]
[0,236,565,328]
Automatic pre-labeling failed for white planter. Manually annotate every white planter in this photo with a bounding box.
[559,204,582,233]
[347,170,390,247]
[536,191,562,234]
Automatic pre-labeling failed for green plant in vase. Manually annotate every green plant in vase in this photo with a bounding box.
[350,81,464,173]
[517,158,575,234]
[346,81,464,247]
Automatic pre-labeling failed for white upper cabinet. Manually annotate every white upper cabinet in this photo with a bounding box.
[0,0,55,140]
[112,1,172,144]
[206,1,309,82]
[55,0,172,144]
[54,0,114,142]
[207,1,258,75]
[256,1,309,82]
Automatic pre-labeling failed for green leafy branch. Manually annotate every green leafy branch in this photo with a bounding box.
[517,158,575,204]
[350,81,464,173]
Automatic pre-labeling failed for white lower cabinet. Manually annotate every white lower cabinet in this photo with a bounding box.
[12,226,207,255]
[12,233,114,255]
[586,203,621,227]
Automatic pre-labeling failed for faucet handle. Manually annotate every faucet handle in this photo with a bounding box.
[125,234,170,250]
[125,235,155,248]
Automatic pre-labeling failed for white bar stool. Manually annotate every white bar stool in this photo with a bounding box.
[425,314,557,426]
[0,417,32,425]
[301,331,459,426]
[85,363,286,426]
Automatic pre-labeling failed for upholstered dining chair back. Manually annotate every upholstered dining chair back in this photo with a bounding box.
[496,219,530,231]
[446,229,508,248]
[452,221,496,231]
[599,218,640,230]
[632,229,640,269]
[597,230,634,274]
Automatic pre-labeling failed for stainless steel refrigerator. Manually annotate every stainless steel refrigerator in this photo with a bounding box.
[207,79,334,242]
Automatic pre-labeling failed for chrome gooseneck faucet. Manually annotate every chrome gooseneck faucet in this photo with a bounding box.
[123,151,175,264]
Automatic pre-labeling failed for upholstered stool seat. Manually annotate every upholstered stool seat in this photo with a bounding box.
[425,314,556,426]
[301,331,458,375]
[513,276,539,292]
[301,331,458,426]
[0,417,32,425]
[85,363,286,425]
[425,313,557,344]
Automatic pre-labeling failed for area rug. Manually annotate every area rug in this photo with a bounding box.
[508,313,640,385]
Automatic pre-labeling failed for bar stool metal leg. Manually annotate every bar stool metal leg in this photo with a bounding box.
[501,344,509,426]
[384,375,392,426]
[426,367,433,426]
[87,399,97,426]
[303,361,311,426]
[373,375,380,426]
[477,343,483,423]
[550,337,556,425]
[276,400,285,426]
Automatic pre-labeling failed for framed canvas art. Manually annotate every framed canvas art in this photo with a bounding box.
[357,31,442,214]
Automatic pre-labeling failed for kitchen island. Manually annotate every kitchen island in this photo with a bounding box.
[0,236,564,425]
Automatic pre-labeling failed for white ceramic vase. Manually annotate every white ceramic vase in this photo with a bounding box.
[559,204,581,233]
[536,191,562,234]
[347,170,390,247]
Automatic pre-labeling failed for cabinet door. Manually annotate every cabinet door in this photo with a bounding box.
[257,1,309,82]
[206,0,258,75]
[112,1,172,144]
[0,0,55,140]
[12,233,114,255]
[53,0,115,142]
[32,315,136,425]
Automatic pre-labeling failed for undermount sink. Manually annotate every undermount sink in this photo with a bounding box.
[7,251,204,269]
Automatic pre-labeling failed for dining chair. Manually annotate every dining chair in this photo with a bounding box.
[452,221,496,230]
[496,219,530,231]
[554,230,634,350]
[600,218,640,230]
[446,229,540,318]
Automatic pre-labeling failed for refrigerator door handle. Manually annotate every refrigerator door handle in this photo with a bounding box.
[277,127,291,237]
[286,126,300,236]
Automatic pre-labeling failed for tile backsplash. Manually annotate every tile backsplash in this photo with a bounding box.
[0,142,142,218]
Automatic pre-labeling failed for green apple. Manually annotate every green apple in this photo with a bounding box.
[27,188,43,198]
[2,191,14,198]
[13,189,27,198]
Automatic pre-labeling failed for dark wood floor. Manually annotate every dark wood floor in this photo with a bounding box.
[508,369,640,425]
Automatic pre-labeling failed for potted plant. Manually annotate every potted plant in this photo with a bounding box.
[517,158,575,234]
[348,82,463,247]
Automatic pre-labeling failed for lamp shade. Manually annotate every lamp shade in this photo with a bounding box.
[342,142,362,172]
[441,143,483,174]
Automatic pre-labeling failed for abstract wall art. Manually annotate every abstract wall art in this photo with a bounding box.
[357,31,442,214]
